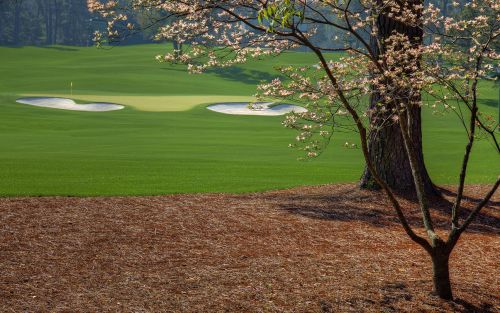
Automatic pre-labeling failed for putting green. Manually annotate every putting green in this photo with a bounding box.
[21,94,256,112]
[0,44,498,196]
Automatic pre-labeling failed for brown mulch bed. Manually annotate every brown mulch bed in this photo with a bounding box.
[0,184,498,312]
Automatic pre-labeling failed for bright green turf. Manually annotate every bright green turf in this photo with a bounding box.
[21,94,258,111]
[0,44,498,196]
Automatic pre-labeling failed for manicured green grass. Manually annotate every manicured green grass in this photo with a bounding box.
[0,44,498,196]
[21,94,257,111]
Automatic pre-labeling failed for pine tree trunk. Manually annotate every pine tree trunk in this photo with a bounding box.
[53,0,58,45]
[360,0,437,195]
[0,3,4,45]
[45,0,52,45]
[431,250,453,300]
[13,1,21,45]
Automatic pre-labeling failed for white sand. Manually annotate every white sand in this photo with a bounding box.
[16,97,124,112]
[207,102,307,116]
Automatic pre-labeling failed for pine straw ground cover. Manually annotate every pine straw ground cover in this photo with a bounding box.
[0,184,498,312]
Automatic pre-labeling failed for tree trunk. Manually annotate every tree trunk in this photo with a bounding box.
[360,0,437,196]
[53,0,58,45]
[68,0,75,45]
[13,1,22,45]
[360,104,435,194]
[0,3,4,45]
[431,250,453,300]
[172,39,183,58]
[45,0,52,45]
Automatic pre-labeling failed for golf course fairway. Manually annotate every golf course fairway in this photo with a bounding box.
[0,44,498,196]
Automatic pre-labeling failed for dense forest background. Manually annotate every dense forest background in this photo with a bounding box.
[0,0,152,46]
[0,0,98,46]
[0,0,483,48]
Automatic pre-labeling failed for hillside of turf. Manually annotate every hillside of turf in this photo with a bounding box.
[0,44,498,196]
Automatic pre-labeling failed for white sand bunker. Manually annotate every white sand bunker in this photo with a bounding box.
[207,102,307,116]
[16,97,124,112]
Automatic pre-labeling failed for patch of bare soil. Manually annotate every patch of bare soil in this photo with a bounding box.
[0,184,498,312]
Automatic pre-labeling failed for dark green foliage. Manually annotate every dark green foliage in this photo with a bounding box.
[0,0,94,46]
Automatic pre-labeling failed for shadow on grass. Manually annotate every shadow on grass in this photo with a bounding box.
[160,64,284,85]
[40,46,80,52]
[480,98,499,108]
[206,67,282,85]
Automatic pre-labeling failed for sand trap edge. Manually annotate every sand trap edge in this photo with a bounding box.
[207,102,307,116]
[16,97,125,112]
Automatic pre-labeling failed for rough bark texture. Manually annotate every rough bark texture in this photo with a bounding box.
[360,0,436,195]
[431,250,453,300]
[360,106,435,194]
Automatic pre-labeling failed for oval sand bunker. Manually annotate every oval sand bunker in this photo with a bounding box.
[207,102,307,116]
[16,97,124,112]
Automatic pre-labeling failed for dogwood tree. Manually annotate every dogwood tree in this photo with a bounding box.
[88,0,499,300]
[89,0,439,195]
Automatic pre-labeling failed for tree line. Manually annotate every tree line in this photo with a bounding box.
[0,0,100,46]
[1,0,466,48]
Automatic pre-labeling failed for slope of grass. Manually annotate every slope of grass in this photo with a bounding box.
[0,44,498,196]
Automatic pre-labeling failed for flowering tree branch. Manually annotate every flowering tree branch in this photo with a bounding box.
[88,0,499,300]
